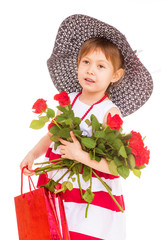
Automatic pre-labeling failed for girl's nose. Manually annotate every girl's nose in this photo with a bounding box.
[87,64,94,75]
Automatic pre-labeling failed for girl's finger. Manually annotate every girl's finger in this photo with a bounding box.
[59,145,65,150]
[70,131,77,142]
[21,165,34,176]
[59,138,69,145]
[59,149,65,154]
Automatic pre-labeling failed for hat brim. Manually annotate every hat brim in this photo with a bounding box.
[47,14,153,117]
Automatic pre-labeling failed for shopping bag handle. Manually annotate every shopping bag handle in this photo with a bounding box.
[21,166,36,195]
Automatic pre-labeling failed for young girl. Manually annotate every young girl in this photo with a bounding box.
[20,14,153,240]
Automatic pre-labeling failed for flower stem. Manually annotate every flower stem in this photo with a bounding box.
[77,173,83,198]
[53,119,61,129]
[34,158,64,165]
[35,166,67,175]
[92,170,124,213]
[103,125,109,132]
[85,168,93,218]
[85,203,90,218]
[34,161,64,172]
[66,105,69,111]
[55,187,65,194]
[56,162,77,183]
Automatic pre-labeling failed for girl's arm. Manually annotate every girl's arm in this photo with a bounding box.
[73,143,111,174]
[20,132,52,176]
[59,107,120,174]
[20,110,61,176]
[59,131,111,174]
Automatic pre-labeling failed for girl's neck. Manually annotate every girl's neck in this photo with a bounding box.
[79,90,108,105]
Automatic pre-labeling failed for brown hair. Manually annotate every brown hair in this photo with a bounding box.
[78,38,125,98]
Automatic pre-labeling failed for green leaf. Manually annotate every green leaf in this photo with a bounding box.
[104,126,112,134]
[76,163,83,173]
[94,156,101,162]
[50,134,59,142]
[132,169,141,178]
[94,131,106,138]
[62,159,73,167]
[89,150,93,160]
[118,145,127,158]
[135,165,146,170]
[64,118,72,126]
[65,181,73,191]
[59,128,72,138]
[56,106,68,113]
[108,160,118,176]
[125,146,132,154]
[56,115,66,123]
[39,116,49,123]
[117,166,130,179]
[39,179,57,192]
[67,109,74,118]
[73,129,83,136]
[88,150,101,162]
[54,141,61,150]
[123,133,132,140]
[106,154,113,160]
[83,188,95,203]
[105,132,116,143]
[127,154,135,169]
[81,137,96,149]
[97,143,105,151]
[112,139,122,150]
[61,181,73,192]
[72,163,83,174]
[82,165,91,182]
[47,108,55,118]
[73,117,81,125]
[85,119,91,127]
[91,114,100,132]
[95,147,106,156]
[30,120,45,129]
[71,177,76,182]
[113,156,122,167]
[49,124,60,135]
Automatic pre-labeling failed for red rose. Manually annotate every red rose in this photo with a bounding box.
[128,131,144,156]
[107,113,123,130]
[32,99,47,114]
[134,147,150,167]
[54,91,70,106]
[128,131,150,167]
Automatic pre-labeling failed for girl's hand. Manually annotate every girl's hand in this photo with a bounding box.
[20,151,35,176]
[59,131,82,161]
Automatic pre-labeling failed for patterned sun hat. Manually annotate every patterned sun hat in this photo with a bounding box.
[47,14,153,117]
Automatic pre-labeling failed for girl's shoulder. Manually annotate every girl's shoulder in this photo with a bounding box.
[101,100,122,126]
[103,99,121,115]
[101,98,120,113]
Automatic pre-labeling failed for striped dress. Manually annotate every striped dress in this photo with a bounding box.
[39,92,126,240]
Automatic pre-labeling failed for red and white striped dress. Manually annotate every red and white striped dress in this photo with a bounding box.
[39,92,126,240]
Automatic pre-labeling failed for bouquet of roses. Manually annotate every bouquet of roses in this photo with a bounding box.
[30,91,150,217]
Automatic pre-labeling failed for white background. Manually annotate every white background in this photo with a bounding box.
[1,0,165,239]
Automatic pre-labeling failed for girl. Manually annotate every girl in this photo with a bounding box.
[20,14,153,240]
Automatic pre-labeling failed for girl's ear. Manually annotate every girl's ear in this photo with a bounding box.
[112,68,125,83]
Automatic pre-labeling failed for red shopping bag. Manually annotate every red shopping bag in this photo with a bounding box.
[14,167,70,240]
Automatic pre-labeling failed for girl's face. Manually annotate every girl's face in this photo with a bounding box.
[78,49,120,96]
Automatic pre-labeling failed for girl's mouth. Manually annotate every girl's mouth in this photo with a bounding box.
[84,78,95,83]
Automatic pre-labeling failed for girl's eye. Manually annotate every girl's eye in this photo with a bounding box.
[98,65,105,69]
[83,60,89,64]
